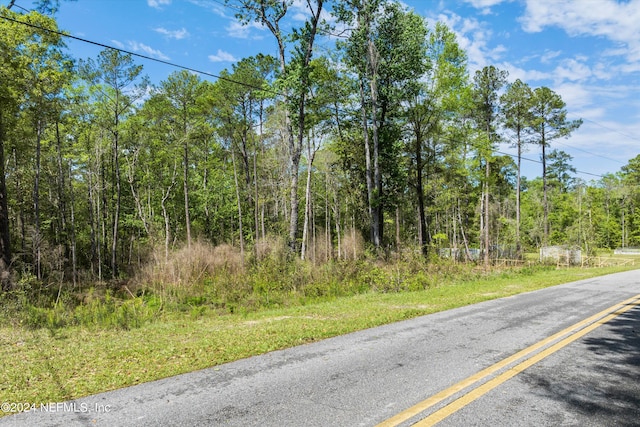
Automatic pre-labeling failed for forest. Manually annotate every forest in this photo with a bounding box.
[1,0,639,307]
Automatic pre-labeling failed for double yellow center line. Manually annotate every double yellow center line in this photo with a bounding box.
[377,293,640,427]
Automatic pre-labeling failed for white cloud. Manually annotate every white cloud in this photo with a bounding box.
[148,0,171,9]
[463,0,511,15]
[226,20,265,39]
[616,61,640,74]
[557,120,640,168]
[291,0,312,21]
[552,58,592,83]
[464,0,509,7]
[208,49,237,63]
[128,41,170,61]
[435,12,506,71]
[110,40,125,49]
[571,107,606,121]
[292,12,307,21]
[154,27,190,40]
[551,82,593,111]
[187,0,229,17]
[288,0,336,25]
[499,63,551,82]
[540,50,561,64]
[520,0,640,63]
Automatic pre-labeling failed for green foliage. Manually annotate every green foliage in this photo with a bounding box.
[2,261,636,412]
[0,281,159,330]
[9,243,590,333]
[0,1,637,310]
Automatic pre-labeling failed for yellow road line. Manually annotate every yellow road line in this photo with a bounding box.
[415,298,640,426]
[377,294,640,427]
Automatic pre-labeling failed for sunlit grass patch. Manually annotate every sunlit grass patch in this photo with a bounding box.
[1,261,637,416]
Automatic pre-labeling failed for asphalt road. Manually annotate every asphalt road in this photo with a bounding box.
[3,269,639,426]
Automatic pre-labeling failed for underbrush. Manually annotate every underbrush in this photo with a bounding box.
[0,241,563,331]
[0,278,162,331]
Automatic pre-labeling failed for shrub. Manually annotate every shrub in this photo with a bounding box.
[134,241,244,290]
[253,235,288,264]
[340,228,364,260]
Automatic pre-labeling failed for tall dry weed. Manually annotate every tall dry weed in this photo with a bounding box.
[253,235,287,263]
[135,241,243,288]
[341,228,364,260]
[311,228,333,263]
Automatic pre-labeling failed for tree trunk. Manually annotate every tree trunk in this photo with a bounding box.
[288,147,300,251]
[183,139,191,248]
[87,168,97,278]
[112,115,121,278]
[12,148,25,253]
[415,132,428,256]
[484,158,490,267]
[301,134,316,260]
[285,0,323,253]
[360,80,375,244]
[458,198,472,262]
[101,151,108,281]
[516,134,522,257]
[259,103,266,240]
[369,40,382,249]
[55,122,68,251]
[162,161,177,261]
[325,171,331,262]
[253,128,260,243]
[161,197,170,262]
[34,121,42,280]
[395,206,401,249]
[68,164,77,288]
[0,110,12,289]
[541,129,548,244]
[334,194,341,260]
[127,150,150,236]
[231,147,245,263]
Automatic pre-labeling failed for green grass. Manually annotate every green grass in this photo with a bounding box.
[0,263,638,415]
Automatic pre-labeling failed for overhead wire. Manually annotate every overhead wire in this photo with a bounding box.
[0,8,283,96]
[2,1,632,180]
[204,0,637,177]
[498,135,607,179]
[568,113,640,144]
[553,139,626,166]
[1,0,348,102]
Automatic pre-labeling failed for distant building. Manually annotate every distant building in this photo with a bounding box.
[613,247,640,255]
[439,248,480,262]
[540,246,581,265]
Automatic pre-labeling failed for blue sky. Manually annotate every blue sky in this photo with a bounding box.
[3,0,639,180]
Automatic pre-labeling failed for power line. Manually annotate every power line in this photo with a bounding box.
[568,113,640,144]
[496,135,605,178]
[7,1,29,12]
[0,11,282,96]
[553,140,625,165]
[0,4,624,182]
[480,140,605,179]
[495,149,604,179]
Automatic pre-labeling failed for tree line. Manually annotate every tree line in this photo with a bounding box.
[1,1,639,289]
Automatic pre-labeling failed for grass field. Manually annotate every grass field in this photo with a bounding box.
[1,261,638,416]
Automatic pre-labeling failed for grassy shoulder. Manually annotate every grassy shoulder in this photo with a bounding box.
[1,262,638,415]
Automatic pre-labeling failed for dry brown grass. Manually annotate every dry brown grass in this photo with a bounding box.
[134,241,244,288]
[340,228,364,260]
[312,230,333,264]
[253,235,287,263]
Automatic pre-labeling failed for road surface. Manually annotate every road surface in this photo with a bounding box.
[3,269,639,426]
